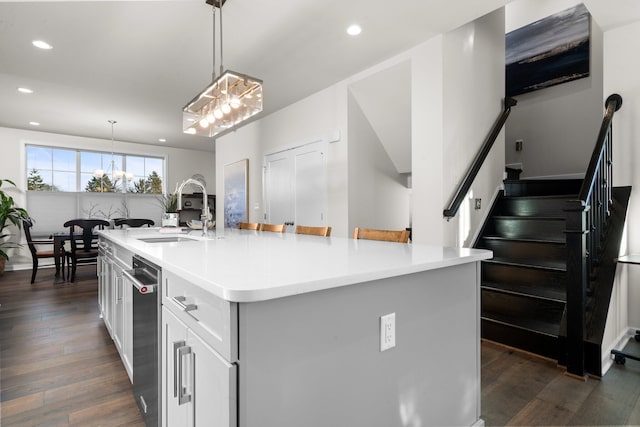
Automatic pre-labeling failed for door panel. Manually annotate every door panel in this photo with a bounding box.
[294,148,325,227]
[162,307,189,427]
[265,154,292,225]
[188,330,237,427]
[264,141,327,229]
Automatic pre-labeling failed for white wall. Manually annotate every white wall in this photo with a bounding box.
[216,8,506,246]
[0,126,215,268]
[442,8,506,247]
[505,0,604,179]
[347,91,411,231]
[604,20,640,331]
[216,83,349,235]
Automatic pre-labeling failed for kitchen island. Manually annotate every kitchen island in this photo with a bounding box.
[98,228,492,427]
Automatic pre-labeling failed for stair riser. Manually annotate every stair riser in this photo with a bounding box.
[503,179,582,197]
[482,262,566,292]
[490,218,565,242]
[480,239,566,265]
[482,320,560,360]
[497,198,570,217]
[482,289,565,325]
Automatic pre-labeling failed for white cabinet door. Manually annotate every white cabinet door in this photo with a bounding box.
[122,274,133,381]
[112,262,124,353]
[103,257,114,335]
[188,329,237,427]
[162,306,237,427]
[162,307,189,427]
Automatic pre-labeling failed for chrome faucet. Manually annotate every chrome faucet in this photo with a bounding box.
[177,178,209,236]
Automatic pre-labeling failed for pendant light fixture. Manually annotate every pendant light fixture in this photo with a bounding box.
[183,0,263,138]
[93,120,132,190]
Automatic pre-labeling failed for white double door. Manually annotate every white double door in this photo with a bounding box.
[264,141,327,230]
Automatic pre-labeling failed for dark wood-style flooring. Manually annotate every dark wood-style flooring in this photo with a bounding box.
[2,266,640,426]
[0,266,144,426]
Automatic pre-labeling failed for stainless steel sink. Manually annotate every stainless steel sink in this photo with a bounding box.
[137,236,199,243]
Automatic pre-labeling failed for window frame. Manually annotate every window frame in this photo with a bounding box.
[25,143,167,194]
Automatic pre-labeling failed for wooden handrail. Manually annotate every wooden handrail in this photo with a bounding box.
[443,97,517,219]
[564,93,622,378]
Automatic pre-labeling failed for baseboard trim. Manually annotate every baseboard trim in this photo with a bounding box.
[603,326,639,375]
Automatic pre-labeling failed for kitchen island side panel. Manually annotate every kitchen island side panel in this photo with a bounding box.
[238,261,481,427]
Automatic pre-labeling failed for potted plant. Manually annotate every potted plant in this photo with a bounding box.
[0,179,30,274]
[159,192,179,227]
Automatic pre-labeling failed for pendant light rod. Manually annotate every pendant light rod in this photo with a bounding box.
[218,0,224,75]
[211,5,216,81]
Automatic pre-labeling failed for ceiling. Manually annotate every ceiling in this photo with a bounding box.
[1,1,639,153]
[0,0,516,152]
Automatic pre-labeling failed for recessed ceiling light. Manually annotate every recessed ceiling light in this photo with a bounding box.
[158,138,166,143]
[29,121,40,126]
[32,40,53,50]
[346,24,362,36]
[18,87,33,94]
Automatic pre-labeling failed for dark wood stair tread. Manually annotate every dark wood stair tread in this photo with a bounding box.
[481,310,560,337]
[493,215,565,221]
[503,194,577,200]
[483,257,566,272]
[481,280,566,303]
[482,235,565,244]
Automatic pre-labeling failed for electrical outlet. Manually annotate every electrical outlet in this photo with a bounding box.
[380,313,396,352]
[515,139,523,151]
[475,198,481,210]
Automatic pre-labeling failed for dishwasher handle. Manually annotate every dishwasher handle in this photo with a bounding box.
[123,269,157,294]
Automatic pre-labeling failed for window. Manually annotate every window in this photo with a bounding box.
[26,145,164,194]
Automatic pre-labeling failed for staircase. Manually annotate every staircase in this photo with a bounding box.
[476,178,631,375]
[476,178,582,361]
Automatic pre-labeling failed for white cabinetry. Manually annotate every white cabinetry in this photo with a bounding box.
[162,271,237,427]
[98,241,114,335]
[98,236,134,382]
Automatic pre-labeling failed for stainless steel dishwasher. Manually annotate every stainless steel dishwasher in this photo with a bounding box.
[123,255,161,427]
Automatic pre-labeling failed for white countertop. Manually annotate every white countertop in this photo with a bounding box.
[99,228,492,303]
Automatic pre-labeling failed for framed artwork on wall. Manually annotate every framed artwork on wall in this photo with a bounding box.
[506,3,590,97]
[223,159,248,228]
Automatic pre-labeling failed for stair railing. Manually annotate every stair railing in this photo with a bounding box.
[564,93,623,378]
[443,97,517,219]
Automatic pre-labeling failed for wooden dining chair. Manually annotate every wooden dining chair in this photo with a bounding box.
[23,218,65,283]
[352,227,410,243]
[63,219,110,282]
[295,225,332,237]
[260,223,286,233]
[114,218,155,228]
[238,222,260,230]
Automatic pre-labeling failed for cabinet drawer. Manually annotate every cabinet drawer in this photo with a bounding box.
[163,270,238,362]
[113,243,133,268]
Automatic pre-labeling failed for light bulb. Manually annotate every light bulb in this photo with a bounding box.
[113,170,124,179]
[214,108,223,119]
[206,112,215,123]
[93,169,105,178]
[230,97,241,109]
[125,172,134,180]
[199,117,209,128]
[222,103,231,114]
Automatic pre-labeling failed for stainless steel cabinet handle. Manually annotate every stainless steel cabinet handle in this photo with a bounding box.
[178,344,192,405]
[173,296,199,321]
[173,341,185,398]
